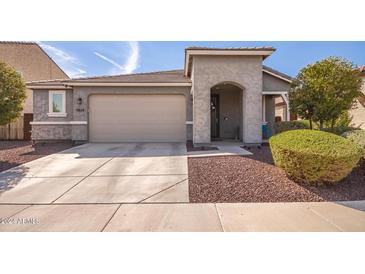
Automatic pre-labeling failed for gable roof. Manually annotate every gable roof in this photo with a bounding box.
[0,41,69,79]
[185,46,276,51]
[69,69,189,83]
[27,66,292,89]
[27,69,191,88]
[0,41,37,45]
[262,65,293,83]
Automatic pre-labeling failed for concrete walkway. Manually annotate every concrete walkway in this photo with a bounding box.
[188,141,252,158]
[0,143,189,204]
[0,201,364,232]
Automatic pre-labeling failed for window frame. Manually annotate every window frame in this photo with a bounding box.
[48,90,67,117]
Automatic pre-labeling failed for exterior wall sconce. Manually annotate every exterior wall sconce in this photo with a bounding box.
[77,97,83,105]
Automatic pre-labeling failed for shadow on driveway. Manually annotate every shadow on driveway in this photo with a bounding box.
[61,142,187,159]
[0,165,29,193]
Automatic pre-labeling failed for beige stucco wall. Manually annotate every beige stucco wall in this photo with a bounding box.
[274,96,286,121]
[33,89,74,121]
[350,77,365,129]
[0,43,68,114]
[263,73,291,122]
[263,72,291,91]
[32,86,192,142]
[192,55,263,144]
[350,99,365,129]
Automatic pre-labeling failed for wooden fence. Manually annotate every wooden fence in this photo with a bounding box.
[0,116,24,140]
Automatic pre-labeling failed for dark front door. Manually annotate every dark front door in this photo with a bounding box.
[23,113,33,140]
[210,94,220,139]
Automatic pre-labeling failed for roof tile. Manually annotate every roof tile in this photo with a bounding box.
[28,66,292,86]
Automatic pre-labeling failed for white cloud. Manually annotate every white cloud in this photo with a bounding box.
[94,52,124,71]
[65,68,87,79]
[38,42,87,78]
[123,41,139,74]
[94,41,139,75]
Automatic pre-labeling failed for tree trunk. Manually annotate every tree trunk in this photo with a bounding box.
[331,118,335,130]
[309,119,313,130]
[319,120,324,131]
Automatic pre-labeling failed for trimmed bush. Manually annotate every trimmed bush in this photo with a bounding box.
[322,126,355,136]
[274,120,310,134]
[274,119,354,136]
[342,129,365,169]
[269,129,362,184]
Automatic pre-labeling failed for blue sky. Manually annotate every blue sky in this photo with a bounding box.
[40,41,365,78]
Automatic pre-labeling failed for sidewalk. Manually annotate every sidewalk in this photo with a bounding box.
[188,141,252,158]
[1,201,364,232]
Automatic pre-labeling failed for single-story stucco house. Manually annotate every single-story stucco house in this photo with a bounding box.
[27,47,292,145]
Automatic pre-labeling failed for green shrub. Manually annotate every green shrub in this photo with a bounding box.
[323,111,353,129]
[322,126,355,136]
[274,120,310,134]
[269,129,362,184]
[342,129,365,169]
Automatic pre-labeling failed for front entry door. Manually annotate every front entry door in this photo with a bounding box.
[210,94,220,139]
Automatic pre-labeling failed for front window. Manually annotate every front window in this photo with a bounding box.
[48,90,66,117]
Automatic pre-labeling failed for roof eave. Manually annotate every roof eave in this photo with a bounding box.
[27,85,71,90]
[262,69,292,83]
[27,82,192,89]
[67,82,192,87]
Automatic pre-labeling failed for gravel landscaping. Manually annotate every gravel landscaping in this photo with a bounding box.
[188,145,365,203]
[0,141,75,172]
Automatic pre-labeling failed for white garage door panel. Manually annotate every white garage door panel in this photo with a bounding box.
[89,94,186,142]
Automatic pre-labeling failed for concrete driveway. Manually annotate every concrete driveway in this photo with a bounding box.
[1,143,365,232]
[0,142,189,204]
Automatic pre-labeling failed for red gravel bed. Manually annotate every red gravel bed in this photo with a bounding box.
[0,141,75,172]
[188,146,365,203]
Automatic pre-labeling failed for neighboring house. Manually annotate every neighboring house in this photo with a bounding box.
[349,66,365,129]
[275,65,365,128]
[0,41,69,140]
[27,47,292,144]
[275,97,289,121]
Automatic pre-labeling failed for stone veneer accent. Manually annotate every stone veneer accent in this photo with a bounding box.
[192,55,263,144]
[31,125,72,140]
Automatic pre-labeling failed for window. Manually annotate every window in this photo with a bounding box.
[48,91,67,117]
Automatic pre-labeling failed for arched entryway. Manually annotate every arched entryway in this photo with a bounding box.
[210,82,244,141]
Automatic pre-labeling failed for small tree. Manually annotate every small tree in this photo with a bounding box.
[289,78,316,129]
[0,61,27,126]
[289,57,362,130]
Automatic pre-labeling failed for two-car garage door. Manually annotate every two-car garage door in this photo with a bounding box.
[89,94,186,142]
